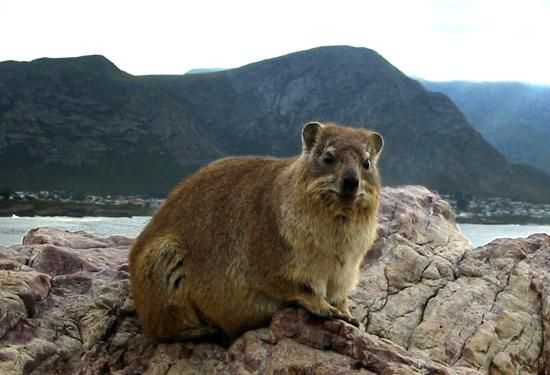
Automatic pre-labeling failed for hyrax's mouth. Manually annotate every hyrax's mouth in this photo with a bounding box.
[339,192,357,206]
[322,189,359,206]
[319,189,364,210]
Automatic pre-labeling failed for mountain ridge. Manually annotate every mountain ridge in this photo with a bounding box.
[1,46,550,202]
[421,80,550,175]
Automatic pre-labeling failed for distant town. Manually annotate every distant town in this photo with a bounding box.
[0,190,162,217]
[3,190,163,207]
[442,194,550,224]
[1,190,550,223]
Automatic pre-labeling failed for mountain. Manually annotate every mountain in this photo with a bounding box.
[421,80,550,175]
[0,55,221,195]
[2,46,550,202]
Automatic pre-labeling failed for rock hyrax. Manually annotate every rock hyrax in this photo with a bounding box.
[129,122,383,341]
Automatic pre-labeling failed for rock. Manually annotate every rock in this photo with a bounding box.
[355,186,550,374]
[0,185,548,374]
[22,227,134,249]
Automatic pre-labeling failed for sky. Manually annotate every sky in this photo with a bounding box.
[1,0,549,84]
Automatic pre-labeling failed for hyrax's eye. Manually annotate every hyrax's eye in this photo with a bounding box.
[363,159,371,171]
[322,152,335,165]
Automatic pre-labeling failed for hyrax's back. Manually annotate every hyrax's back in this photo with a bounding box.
[129,122,383,342]
[129,157,293,340]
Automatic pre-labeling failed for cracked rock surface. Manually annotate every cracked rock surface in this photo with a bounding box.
[0,185,548,374]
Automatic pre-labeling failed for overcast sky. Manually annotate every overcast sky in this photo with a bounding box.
[1,0,549,84]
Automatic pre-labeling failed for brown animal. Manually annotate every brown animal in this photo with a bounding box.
[129,122,383,341]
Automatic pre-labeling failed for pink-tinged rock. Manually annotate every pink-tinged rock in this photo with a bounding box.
[355,186,550,374]
[22,227,133,249]
[0,186,548,374]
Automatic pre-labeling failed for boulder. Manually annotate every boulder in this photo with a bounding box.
[0,186,548,374]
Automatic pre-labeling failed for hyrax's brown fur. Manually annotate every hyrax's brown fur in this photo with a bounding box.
[129,122,384,341]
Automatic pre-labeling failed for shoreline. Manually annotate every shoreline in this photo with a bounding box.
[0,200,156,218]
[2,212,550,226]
[2,197,550,225]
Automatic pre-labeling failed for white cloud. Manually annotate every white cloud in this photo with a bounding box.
[0,0,549,83]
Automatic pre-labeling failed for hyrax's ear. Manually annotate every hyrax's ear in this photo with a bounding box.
[369,132,384,157]
[302,122,323,152]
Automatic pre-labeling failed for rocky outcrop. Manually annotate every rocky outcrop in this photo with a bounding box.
[0,186,548,374]
[355,186,550,374]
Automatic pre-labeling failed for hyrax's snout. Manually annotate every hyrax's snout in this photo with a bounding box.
[342,171,359,190]
[341,169,359,200]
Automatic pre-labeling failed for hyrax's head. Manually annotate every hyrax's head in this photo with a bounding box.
[299,121,383,216]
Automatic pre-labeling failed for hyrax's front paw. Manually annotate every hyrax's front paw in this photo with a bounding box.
[333,299,359,327]
[305,301,340,319]
[295,294,360,327]
[306,301,359,327]
[331,309,360,327]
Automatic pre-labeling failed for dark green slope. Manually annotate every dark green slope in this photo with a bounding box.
[1,47,550,202]
[0,55,221,195]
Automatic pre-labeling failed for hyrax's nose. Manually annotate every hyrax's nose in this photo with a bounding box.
[342,171,359,192]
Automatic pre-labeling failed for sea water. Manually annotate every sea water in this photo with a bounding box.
[0,216,150,247]
[0,216,549,248]
[458,223,550,247]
